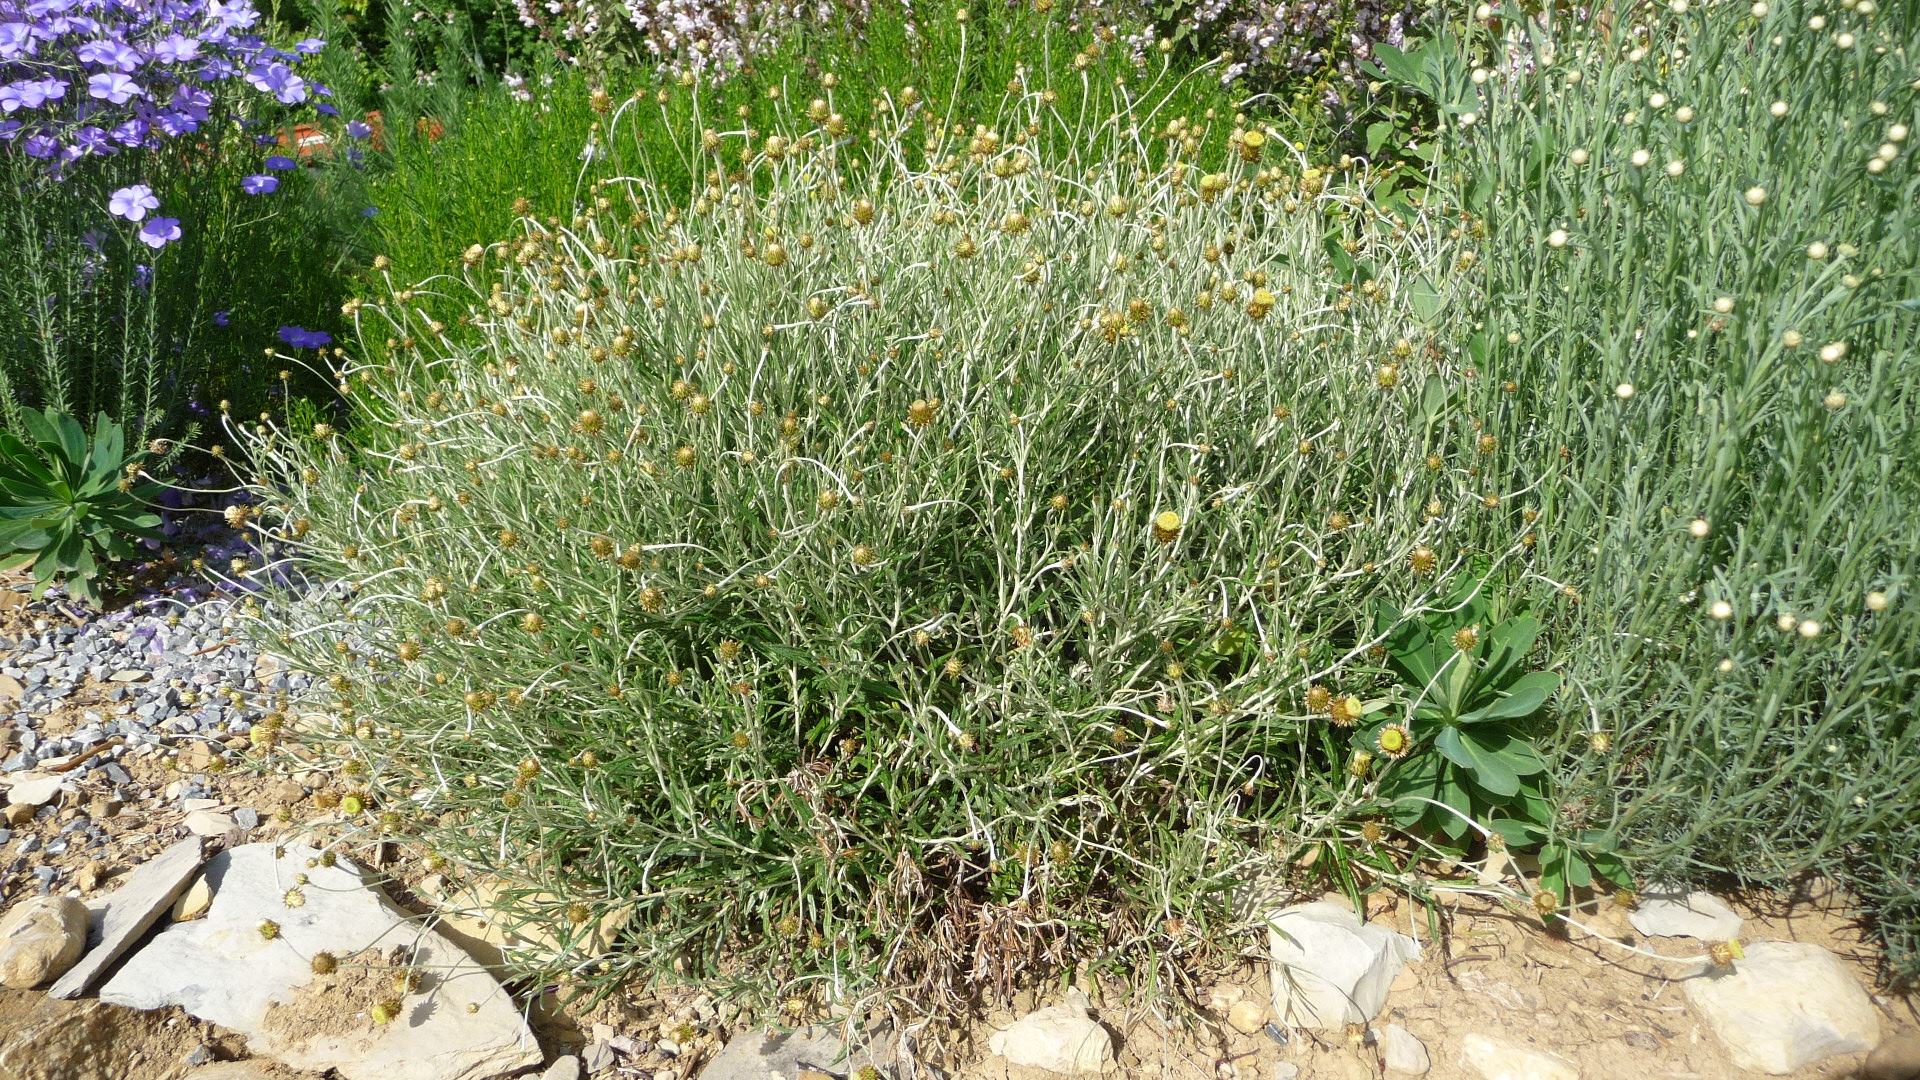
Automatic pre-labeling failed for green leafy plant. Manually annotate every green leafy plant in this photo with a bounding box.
[1361,571,1555,842]
[0,408,163,606]
[1362,571,1629,903]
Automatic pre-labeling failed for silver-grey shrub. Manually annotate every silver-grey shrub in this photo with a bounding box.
[234,74,1521,1007]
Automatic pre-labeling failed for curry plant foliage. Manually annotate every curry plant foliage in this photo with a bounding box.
[0,408,162,604]
[233,60,1514,1009]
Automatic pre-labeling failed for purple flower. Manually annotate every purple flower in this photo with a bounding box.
[345,119,371,139]
[22,132,56,157]
[240,173,277,194]
[277,325,331,348]
[213,310,231,326]
[315,102,337,116]
[263,153,295,170]
[246,62,306,105]
[155,107,197,136]
[0,77,65,112]
[71,124,109,154]
[77,38,139,71]
[171,84,211,119]
[208,0,261,30]
[87,72,140,104]
[294,37,325,53]
[150,34,203,64]
[361,205,377,217]
[108,183,159,221]
[137,216,181,249]
[0,22,31,60]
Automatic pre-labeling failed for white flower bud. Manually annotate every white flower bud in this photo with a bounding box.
[1667,160,1686,177]
[1770,100,1789,117]
[1689,518,1711,538]
[1547,229,1569,248]
[1819,341,1848,362]
[1866,591,1889,612]
[1615,382,1635,399]
[1744,186,1768,205]
[1711,601,1734,620]
[1776,613,1797,632]
[1798,619,1822,638]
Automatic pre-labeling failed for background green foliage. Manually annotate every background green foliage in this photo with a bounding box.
[0,133,356,444]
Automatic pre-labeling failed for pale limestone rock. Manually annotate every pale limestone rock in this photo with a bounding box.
[1378,1024,1430,1075]
[173,874,214,921]
[0,895,88,988]
[1684,941,1881,1074]
[987,988,1115,1075]
[1227,998,1268,1035]
[1266,901,1419,1028]
[4,774,65,807]
[1458,1034,1578,1080]
[697,1025,847,1080]
[1627,891,1743,940]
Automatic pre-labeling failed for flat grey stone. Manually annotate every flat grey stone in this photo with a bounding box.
[1629,891,1743,941]
[699,1025,849,1080]
[49,836,205,998]
[101,843,540,1080]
